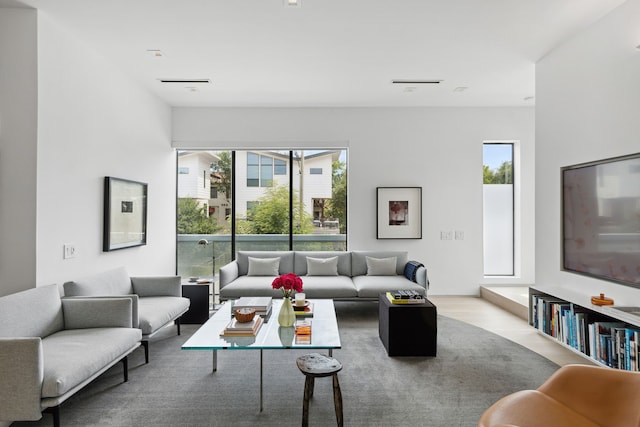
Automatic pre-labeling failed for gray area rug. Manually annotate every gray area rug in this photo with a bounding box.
[14,301,559,427]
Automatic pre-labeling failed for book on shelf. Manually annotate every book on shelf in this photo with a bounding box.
[233,296,272,316]
[220,315,263,337]
[386,292,425,304]
[294,303,314,317]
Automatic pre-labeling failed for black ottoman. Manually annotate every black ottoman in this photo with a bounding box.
[378,294,437,356]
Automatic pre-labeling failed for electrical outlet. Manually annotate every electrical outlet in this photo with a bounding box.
[440,231,453,240]
[455,230,464,240]
[63,244,77,259]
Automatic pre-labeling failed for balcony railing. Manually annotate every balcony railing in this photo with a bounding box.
[177,234,347,280]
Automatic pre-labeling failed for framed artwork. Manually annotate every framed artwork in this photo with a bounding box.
[376,187,422,239]
[103,176,148,251]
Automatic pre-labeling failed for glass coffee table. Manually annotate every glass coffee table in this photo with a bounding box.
[181,298,341,411]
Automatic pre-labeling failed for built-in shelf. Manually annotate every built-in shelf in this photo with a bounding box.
[529,286,640,371]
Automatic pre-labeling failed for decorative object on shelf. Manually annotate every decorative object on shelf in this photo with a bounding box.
[103,176,148,251]
[376,187,422,239]
[234,307,256,323]
[591,293,614,306]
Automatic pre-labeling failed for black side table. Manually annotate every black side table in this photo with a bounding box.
[181,283,211,324]
[378,294,437,356]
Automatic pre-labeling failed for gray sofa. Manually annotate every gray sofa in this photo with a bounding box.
[63,266,190,363]
[219,250,428,301]
[0,284,141,426]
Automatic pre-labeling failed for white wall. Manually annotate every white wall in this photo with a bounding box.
[0,8,38,297]
[536,0,640,304]
[0,10,176,296]
[33,13,176,288]
[173,107,535,295]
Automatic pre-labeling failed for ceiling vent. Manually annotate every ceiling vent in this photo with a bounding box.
[159,79,211,84]
[391,80,443,85]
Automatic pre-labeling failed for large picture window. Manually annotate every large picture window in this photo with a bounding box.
[177,149,348,292]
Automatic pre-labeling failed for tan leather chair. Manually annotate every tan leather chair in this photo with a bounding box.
[478,364,640,427]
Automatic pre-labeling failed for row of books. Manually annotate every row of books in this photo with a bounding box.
[386,291,425,304]
[532,295,640,370]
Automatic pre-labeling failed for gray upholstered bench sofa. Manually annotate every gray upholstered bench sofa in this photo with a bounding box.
[0,284,141,426]
[219,250,428,301]
[63,266,190,363]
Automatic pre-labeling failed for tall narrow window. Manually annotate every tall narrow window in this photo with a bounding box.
[483,143,514,276]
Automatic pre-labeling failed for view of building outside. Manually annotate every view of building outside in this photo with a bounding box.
[177,149,348,281]
[483,143,514,276]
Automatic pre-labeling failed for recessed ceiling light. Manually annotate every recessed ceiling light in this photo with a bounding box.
[146,49,165,58]
[284,0,300,7]
[185,87,198,92]
[453,87,468,92]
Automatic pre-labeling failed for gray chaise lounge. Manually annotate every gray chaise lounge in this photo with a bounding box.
[63,266,190,363]
[0,284,141,426]
[219,250,428,300]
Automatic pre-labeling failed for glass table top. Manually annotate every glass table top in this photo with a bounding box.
[181,298,342,351]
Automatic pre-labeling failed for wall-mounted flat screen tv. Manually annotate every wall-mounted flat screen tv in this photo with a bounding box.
[562,153,640,288]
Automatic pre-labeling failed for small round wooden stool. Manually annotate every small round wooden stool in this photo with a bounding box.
[296,353,343,427]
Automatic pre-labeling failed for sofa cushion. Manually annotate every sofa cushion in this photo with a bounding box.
[365,256,397,275]
[306,256,339,276]
[298,276,358,299]
[219,276,283,299]
[138,296,190,336]
[351,251,408,276]
[40,327,141,398]
[293,251,352,276]
[352,275,426,298]
[0,284,64,339]
[237,251,294,276]
[64,266,133,296]
[247,257,280,276]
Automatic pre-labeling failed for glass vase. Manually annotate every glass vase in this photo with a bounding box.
[278,297,295,327]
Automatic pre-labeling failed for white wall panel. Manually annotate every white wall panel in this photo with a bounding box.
[536,0,640,303]
[173,107,535,295]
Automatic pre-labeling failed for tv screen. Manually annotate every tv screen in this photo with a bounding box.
[562,153,640,288]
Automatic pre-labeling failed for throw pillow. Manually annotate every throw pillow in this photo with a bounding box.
[366,256,397,276]
[306,256,339,276]
[247,257,280,276]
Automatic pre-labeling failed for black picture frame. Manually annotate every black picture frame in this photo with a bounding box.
[376,187,422,239]
[103,176,148,251]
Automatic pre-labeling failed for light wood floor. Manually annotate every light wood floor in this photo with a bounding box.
[431,295,595,367]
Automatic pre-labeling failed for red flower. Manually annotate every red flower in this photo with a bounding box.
[272,273,304,297]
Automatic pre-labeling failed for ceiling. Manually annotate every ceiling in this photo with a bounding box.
[1,0,628,107]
